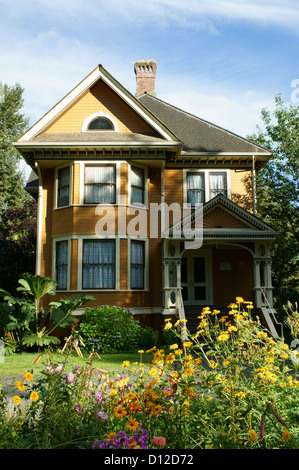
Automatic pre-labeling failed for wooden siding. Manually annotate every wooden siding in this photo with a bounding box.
[203,207,250,229]
[41,81,158,135]
[230,169,253,212]
[40,168,54,278]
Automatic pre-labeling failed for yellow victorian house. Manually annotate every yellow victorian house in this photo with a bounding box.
[14,60,280,337]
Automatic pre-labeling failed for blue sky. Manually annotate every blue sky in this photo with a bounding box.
[0,0,298,176]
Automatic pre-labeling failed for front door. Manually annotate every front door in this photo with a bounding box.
[181,251,212,306]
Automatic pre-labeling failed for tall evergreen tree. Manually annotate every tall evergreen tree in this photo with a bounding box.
[0,82,30,213]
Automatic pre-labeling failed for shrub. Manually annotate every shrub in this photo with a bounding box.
[76,305,144,353]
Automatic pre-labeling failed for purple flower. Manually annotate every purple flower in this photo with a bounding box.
[95,392,103,403]
[75,404,83,414]
[97,410,108,422]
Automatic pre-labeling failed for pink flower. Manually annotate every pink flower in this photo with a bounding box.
[66,372,75,383]
[152,436,166,447]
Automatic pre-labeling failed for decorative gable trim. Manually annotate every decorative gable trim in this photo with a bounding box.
[18,65,179,143]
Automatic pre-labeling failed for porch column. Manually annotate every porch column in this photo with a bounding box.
[253,258,262,308]
[265,258,273,307]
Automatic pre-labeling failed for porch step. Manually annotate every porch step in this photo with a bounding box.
[184,305,260,334]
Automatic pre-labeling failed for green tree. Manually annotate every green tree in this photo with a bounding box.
[248,95,299,309]
[0,82,29,213]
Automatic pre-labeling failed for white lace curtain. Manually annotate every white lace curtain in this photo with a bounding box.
[84,165,116,204]
[187,172,205,205]
[209,173,227,198]
[83,240,115,289]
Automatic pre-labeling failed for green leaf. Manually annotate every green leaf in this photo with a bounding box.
[17,274,57,300]
[22,333,60,347]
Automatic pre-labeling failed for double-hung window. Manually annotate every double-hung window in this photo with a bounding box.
[57,166,70,207]
[56,240,68,289]
[187,172,205,206]
[187,171,228,205]
[130,166,145,205]
[84,165,116,204]
[130,240,145,289]
[83,240,115,289]
[209,172,227,199]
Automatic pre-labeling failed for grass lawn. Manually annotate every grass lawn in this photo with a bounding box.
[0,350,153,378]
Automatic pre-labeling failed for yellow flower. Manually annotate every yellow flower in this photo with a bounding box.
[16,380,26,391]
[107,432,117,441]
[166,353,175,364]
[122,360,130,367]
[281,428,290,442]
[228,325,237,333]
[258,331,268,339]
[113,405,127,419]
[174,349,183,355]
[169,343,178,350]
[247,429,258,443]
[210,360,218,369]
[183,341,193,348]
[13,395,21,405]
[138,350,144,354]
[280,353,288,360]
[126,418,139,433]
[217,332,230,342]
[236,297,244,303]
[30,391,39,402]
[24,372,33,381]
[164,322,172,330]
[110,389,117,397]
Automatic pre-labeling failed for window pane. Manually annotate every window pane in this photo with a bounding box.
[88,117,114,130]
[57,167,70,207]
[194,257,205,283]
[131,166,144,204]
[131,240,144,289]
[83,240,115,289]
[84,165,116,204]
[187,173,205,205]
[56,241,68,289]
[209,173,227,198]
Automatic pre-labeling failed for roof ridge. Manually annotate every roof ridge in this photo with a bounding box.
[138,94,270,154]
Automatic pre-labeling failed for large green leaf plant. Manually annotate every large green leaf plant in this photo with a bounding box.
[0,274,94,350]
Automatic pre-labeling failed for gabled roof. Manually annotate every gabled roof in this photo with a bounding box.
[138,93,271,156]
[166,194,279,241]
[17,65,180,144]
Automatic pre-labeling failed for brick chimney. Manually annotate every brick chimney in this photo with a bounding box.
[134,60,157,97]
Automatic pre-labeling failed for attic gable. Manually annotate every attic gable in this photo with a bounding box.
[18,65,179,143]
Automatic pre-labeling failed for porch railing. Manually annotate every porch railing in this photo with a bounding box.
[260,286,283,339]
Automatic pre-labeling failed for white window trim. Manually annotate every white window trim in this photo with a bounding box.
[128,162,149,209]
[52,237,71,291]
[127,237,149,291]
[77,235,120,291]
[82,112,119,132]
[79,161,121,205]
[54,163,73,209]
[183,169,231,204]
